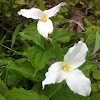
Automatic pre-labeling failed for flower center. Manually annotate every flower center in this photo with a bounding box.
[62,64,72,72]
[41,14,47,22]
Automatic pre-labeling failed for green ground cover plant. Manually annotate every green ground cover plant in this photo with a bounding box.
[0,0,100,100]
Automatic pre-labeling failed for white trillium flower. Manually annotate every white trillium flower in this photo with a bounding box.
[42,41,91,96]
[18,2,67,38]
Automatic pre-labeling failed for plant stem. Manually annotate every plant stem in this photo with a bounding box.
[10,0,14,31]
[1,3,5,40]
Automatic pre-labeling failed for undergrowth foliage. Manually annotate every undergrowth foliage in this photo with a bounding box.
[0,0,100,100]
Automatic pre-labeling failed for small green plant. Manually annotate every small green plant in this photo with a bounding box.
[0,0,100,100]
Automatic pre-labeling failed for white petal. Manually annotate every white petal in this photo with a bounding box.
[37,19,53,38]
[43,2,67,18]
[18,8,43,19]
[64,41,88,69]
[66,69,91,96]
[42,62,67,89]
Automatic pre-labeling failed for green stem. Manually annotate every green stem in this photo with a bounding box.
[5,68,8,85]
[33,70,38,78]
[1,3,5,40]
[10,0,14,31]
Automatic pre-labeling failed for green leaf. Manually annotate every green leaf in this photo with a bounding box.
[11,24,22,48]
[40,95,49,100]
[7,58,51,81]
[93,32,100,54]
[91,83,99,92]
[32,82,63,98]
[38,0,45,11]
[24,46,55,70]
[49,39,63,61]
[15,0,26,5]
[90,93,100,100]
[0,58,13,66]
[0,53,6,58]
[86,3,93,11]
[50,28,73,44]
[19,22,45,49]
[85,29,95,48]
[97,81,100,90]
[0,94,6,100]
[96,20,100,24]
[84,18,92,26]
[79,1,85,5]
[0,79,8,96]
[7,71,23,86]
[51,15,69,24]
[4,88,40,100]
[86,50,94,60]
[52,86,89,100]
[58,6,69,13]
[95,11,100,16]
[79,61,94,71]
[93,69,100,80]
[8,59,35,80]
[84,26,100,48]
[33,65,49,81]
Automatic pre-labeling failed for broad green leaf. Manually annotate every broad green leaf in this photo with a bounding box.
[8,58,49,81]
[51,15,69,24]
[93,32,100,54]
[49,39,63,61]
[4,88,40,100]
[74,0,79,4]
[84,29,96,48]
[86,3,93,11]
[86,50,94,60]
[19,22,45,49]
[11,24,22,48]
[90,93,100,100]
[38,0,45,11]
[8,59,35,80]
[82,70,90,77]
[95,11,100,16]
[15,0,26,5]
[91,83,99,92]
[0,58,12,66]
[84,26,100,48]
[24,46,55,70]
[93,69,100,80]
[0,53,7,58]
[97,81,100,89]
[32,82,63,98]
[33,64,49,81]
[7,71,23,86]
[0,79,8,95]
[50,28,73,44]
[52,86,89,100]
[79,1,85,5]
[84,18,92,26]
[40,95,49,100]
[0,94,6,100]
[58,6,69,13]
[79,61,94,71]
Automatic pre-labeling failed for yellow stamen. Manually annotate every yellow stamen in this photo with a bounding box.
[41,14,47,22]
[62,64,72,72]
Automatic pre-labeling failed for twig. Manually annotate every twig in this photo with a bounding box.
[69,19,84,30]
[0,43,27,58]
